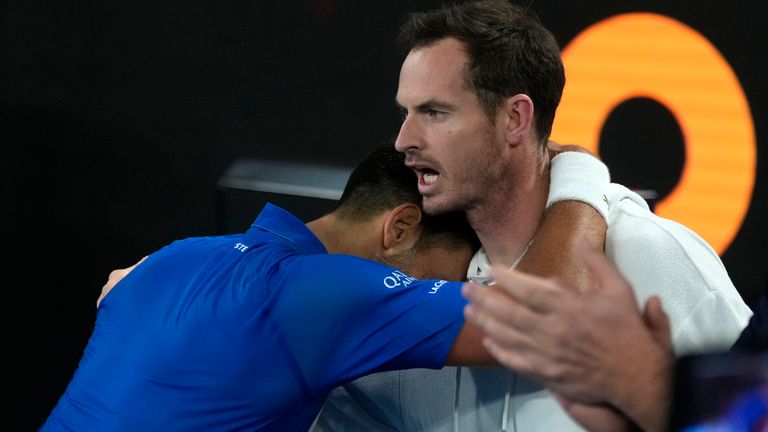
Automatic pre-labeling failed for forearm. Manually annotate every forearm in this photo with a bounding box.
[614,348,673,432]
[517,200,605,289]
[518,149,610,287]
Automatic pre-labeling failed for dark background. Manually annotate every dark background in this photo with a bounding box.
[6,1,766,429]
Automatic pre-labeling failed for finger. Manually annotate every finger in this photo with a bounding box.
[483,337,573,386]
[553,392,574,410]
[463,300,530,340]
[97,283,112,308]
[463,283,548,331]
[462,282,535,324]
[547,139,561,147]
[465,303,544,351]
[129,255,148,270]
[547,275,580,294]
[581,244,632,297]
[463,286,543,344]
[488,265,564,313]
[561,145,593,156]
[97,256,148,308]
[97,273,123,308]
[107,268,127,281]
[109,255,147,281]
[465,306,566,377]
[462,282,527,323]
[546,140,562,159]
[482,337,539,374]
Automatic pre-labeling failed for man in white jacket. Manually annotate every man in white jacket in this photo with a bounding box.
[313,1,752,430]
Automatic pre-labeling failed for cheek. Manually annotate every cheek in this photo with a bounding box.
[442,128,476,154]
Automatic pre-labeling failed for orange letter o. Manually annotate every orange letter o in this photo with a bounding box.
[552,13,756,254]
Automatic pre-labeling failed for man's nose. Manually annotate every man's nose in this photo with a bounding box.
[394,115,421,153]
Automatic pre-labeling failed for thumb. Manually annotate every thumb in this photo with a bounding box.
[643,296,672,351]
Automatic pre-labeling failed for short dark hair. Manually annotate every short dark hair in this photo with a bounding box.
[334,144,479,251]
[398,0,565,144]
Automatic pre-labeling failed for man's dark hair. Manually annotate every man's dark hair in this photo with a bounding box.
[334,144,479,251]
[398,0,565,144]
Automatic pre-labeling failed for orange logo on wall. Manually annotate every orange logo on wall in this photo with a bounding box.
[552,13,756,254]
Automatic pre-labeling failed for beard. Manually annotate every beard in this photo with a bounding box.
[423,130,506,216]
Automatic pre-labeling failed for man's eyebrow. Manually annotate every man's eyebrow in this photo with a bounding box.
[395,98,456,111]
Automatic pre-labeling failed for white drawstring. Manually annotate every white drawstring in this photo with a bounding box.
[464,245,531,432]
[501,373,512,432]
[453,367,462,432]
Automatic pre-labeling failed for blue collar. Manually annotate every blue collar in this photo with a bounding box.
[248,203,327,255]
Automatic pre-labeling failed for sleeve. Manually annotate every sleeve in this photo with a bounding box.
[270,253,467,394]
[606,192,753,355]
[731,283,768,351]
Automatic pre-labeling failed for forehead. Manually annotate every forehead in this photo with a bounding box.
[396,38,474,105]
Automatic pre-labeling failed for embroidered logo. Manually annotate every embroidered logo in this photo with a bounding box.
[383,270,416,289]
[429,280,448,294]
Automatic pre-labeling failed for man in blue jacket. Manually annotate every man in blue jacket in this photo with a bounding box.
[41,144,606,431]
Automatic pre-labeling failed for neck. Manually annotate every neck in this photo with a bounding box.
[467,146,550,267]
[306,213,377,258]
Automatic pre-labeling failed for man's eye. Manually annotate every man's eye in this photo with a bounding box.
[399,108,408,121]
[426,109,445,119]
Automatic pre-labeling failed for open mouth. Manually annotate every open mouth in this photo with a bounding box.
[416,168,440,186]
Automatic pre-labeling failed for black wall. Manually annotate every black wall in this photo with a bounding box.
[7,1,766,429]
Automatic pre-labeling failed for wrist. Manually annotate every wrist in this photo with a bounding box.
[613,345,674,432]
[547,151,611,221]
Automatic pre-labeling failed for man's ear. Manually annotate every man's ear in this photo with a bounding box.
[382,203,422,255]
[502,94,535,146]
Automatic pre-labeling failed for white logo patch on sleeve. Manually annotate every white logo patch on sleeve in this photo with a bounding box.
[383,270,416,289]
